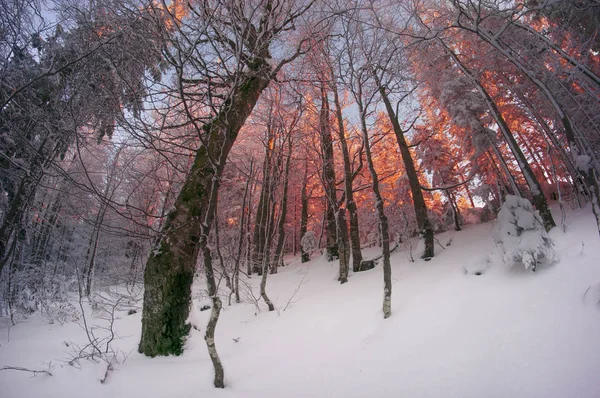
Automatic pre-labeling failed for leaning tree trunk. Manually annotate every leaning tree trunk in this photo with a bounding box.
[139,64,271,357]
[461,27,600,232]
[356,81,392,318]
[507,81,583,195]
[487,147,521,197]
[376,80,434,260]
[319,85,339,261]
[331,77,363,272]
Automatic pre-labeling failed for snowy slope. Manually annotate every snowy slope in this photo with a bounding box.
[1,206,600,398]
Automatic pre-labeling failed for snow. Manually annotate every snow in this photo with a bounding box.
[2,206,600,398]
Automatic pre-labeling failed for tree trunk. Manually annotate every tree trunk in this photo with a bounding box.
[200,174,226,388]
[234,161,252,303]
[260,176,275,311]
[0,136,50,274]
[447,190,461,231]
[337,208,350,284]
[376,79,434,260]
[83,202,107,298]
[139,65,271,357]
[251,133,273,275]
[331,77,363,272]
[272,135,293,273]
[213,213,232,292]
[319,85,339,261]
[300,159,310,263]
[356,81,392,318]
[246,172,256,276]
[487,148,520,197]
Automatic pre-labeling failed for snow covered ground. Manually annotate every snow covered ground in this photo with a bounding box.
[2,205,600,398]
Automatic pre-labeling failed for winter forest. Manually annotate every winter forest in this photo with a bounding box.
[1,0,600,396]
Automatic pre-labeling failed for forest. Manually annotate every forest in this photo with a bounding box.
[1,0,600,396]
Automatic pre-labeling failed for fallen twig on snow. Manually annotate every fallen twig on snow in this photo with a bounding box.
[0,366,52,376]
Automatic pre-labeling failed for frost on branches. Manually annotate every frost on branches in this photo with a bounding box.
[493,195,556,271]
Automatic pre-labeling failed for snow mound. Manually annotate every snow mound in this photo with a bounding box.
[493,195,556,271]
[463,253,497,275]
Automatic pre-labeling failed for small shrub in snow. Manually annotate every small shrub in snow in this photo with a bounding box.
[493,195,556,271]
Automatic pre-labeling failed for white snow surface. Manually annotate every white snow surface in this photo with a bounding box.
[2,205,600,398]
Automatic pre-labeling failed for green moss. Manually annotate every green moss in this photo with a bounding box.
[139,242,194,357]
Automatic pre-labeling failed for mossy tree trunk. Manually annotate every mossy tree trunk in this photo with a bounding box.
[139,65,271,357]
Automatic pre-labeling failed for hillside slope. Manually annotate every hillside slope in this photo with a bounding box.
[1,206,600,398]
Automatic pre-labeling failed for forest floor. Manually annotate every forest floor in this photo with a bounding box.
[2,204,600,398]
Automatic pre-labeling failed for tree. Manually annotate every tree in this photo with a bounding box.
[137,2,323,389]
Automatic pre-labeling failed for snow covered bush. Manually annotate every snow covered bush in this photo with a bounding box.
[300,231,317,255]
[493,195,556,271]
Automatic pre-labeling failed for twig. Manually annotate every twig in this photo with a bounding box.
[283,270,309,312]
[372,241,400,262]
[0,366,52,376]
[434,236,447,251]
[99,363,113,384]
